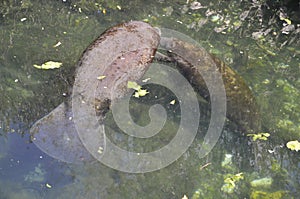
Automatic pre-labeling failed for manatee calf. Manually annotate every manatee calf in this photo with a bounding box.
[30,21,160,163]
[159,37,261,134]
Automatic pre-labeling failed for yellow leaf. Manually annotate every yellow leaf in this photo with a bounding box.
[127,81,141,91]
[247,133,270,141]
[280,16,292,25]
[33,61,62,70]
[137,89,149,97]
[134,92,140,98]
[286,140,300,151]
[128,81,149,98]
[97,75,106,80]
[170,99,176,105]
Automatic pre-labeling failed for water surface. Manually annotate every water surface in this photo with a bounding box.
[0,0,299,198]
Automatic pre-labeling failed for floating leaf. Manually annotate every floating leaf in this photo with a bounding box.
[170,99,176,105]
[133,92,140,98]
[128,81,149,98]
[53,41,62,48]
[142,78,151,83]
[97,146,103,154]
[279,11,292,25]
[33,61,62,70]
[181,195,188,199]
[280,16,292,25]
[286,140,300,151]
[136,89,149,97]
[133,89,149,98]
[45,183,52,188]
[247,132,270,141]
[97,75,106,80]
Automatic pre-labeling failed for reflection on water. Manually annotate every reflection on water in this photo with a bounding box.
[0,0,300,198]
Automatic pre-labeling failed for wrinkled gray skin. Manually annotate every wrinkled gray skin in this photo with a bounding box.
[30,21,160,163]
[159,37,261,134]
[30,21,260,164]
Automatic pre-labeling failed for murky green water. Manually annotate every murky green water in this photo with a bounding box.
[0,0,299,198]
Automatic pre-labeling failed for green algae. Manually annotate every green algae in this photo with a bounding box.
[250,190,287,199]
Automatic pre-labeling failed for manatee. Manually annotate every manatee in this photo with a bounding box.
[159,37,261,134]
[30,21,261,164]
[30,21,160,163]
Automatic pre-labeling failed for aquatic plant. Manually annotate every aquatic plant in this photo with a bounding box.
[250,190,287,199]
[221,172,244,194]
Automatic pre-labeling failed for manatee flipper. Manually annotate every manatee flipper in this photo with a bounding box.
[30,102,95,163]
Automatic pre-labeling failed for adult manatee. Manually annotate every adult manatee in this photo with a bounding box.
[30,21,160,163]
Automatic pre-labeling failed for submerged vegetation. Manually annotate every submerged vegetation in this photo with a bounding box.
[0,0,299,198]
